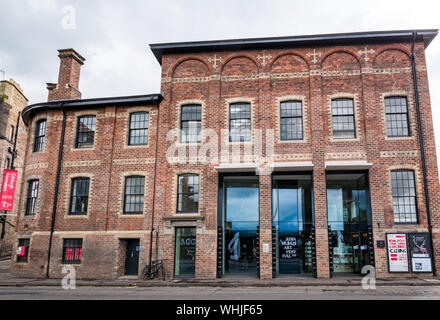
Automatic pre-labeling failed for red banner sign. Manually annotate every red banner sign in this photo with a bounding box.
[16,246,26,256]
[0,169,18,211]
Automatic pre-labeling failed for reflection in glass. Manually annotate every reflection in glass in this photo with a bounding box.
[326,173,372,274]
[272,176,314,275]
[174,227,196,277]
[224,179,259,275]
[177,174,199,213]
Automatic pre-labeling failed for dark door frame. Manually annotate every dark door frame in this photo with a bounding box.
[124,239,140,276]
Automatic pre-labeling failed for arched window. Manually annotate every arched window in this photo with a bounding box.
[229,102,251,142]
[177,174,199,213]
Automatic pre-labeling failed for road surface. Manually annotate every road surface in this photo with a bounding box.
[0,285,439,300]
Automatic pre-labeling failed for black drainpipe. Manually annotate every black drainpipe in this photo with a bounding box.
[46,107,66,278]
[148,98,161,266]
[411,32,436,276]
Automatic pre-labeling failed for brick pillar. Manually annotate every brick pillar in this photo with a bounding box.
[259,174,272,279]
[310,67,330,278]
[360,56,388,276]
[195,66,222,280]
[313,165,329,278]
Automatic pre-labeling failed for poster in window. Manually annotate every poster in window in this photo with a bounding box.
[409,232,432,273]
[16,246,26,256]
[279,236,298,259]
[386,233,409,272]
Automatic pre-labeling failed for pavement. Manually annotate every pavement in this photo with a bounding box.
[1,258,440,288]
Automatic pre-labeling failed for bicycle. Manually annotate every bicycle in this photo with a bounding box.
[142,260,164,280]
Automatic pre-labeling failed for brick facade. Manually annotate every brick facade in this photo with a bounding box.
[10,31,440,281]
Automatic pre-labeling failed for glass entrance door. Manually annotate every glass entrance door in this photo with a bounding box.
[223,178,259,276]
[272,175,314,275]
[174,227,196,277]
[326,172,373,275]
[351,232,371,274]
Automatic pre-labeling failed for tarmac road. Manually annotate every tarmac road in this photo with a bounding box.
[2,259,440,300]
[1,285,440,300]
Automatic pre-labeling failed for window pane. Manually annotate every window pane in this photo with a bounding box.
[280,101,303,140]
[69,178,90,215]
[129,112,149,145]
[280,117,303,140]
[124,176,145,214]
[63,239,83,264]
[391,170,417,223]
[33,120,46,152]
[229,103,251,142]
[331,99,354,115]
[76,116,96,148]
[25,180,39,216]
[181,105,201,143]
[280,101,302,117]
[385,97,410,137]
[331,99,355,139]
[177,174,199,213]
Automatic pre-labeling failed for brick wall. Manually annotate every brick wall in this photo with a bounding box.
[158,40,440,279]
[11,39,440,280]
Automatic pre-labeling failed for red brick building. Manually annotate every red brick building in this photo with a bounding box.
[10,30,440,280]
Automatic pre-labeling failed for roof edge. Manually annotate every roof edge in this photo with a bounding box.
[22,93,164,125]
[150,29,438,65]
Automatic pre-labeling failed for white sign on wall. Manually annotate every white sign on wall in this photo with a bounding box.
[386,233,409,272]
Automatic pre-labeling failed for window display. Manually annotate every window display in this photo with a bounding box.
[326,172,373,275]
[272,175,314,275]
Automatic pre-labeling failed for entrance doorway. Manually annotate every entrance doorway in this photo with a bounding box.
[124,239,140,276]
[272,174,314,276]
[326,172,374,275]
[221,177,259,277]
[174,227,196,277]
[351,231,371,273]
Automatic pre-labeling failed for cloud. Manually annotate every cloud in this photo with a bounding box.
[2,0,440,174]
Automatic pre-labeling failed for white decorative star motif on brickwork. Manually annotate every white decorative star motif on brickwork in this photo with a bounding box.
[358,46,375,61]
[208,54,223,69]
[256,51,272,66]
[306,49,322,64]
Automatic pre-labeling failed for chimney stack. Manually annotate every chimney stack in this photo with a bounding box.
[47,48,85,102]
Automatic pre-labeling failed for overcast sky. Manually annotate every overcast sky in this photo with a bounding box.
[1,0,440,172]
